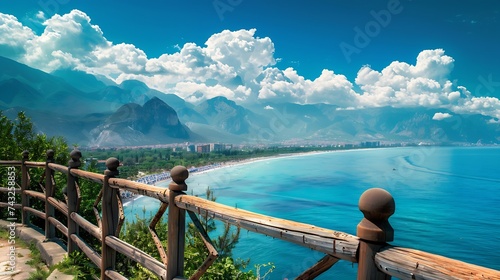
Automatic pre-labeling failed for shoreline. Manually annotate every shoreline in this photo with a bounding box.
[122,147,388,207]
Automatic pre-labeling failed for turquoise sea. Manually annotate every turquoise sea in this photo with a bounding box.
[124,147,500,279]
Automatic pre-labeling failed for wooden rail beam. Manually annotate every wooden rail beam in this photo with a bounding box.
[0,187,22,193]
[24,206,46,220]
[104,269,128,280]
[375,246,500,279]
[175,195,359,262]
[24,161,45,168]
[70,168,104,184]
[0,202,21,209]
[48,216,68,237]
[47,197,69,216]
[70,234,102,267]
[24,190,46,201]
[296,255,340,280]
[48,162,68,175]
[106,235,167,278]
[70,212,101,240]
[0,160,22,166]
[108,177,169,203]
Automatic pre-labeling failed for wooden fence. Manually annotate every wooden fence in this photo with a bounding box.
[1,149,499,280]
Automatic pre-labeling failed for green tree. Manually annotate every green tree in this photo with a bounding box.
[0,111,69,225]
[118,188,262,279]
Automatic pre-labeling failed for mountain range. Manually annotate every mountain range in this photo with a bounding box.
[1,56,498,146]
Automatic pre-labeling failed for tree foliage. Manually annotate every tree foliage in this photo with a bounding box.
[0,111,68,162]
[0,111,69,222]
[118,188,263,279]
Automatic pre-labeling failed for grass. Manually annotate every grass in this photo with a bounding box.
[25,242,51,280]
[54,251,99,280]
[0,227,81,280]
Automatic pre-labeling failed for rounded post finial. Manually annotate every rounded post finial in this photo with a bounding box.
[69,149,82,168]
[104,157,120,177]
[46,149,55,162]
[357,188,395,242]
[22,150,29,160]
[169,165,189,191]
[70,149,82,161]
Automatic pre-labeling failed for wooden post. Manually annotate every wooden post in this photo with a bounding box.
[44,149,55,240]
[67,149,82,254]
[101,157,120,280]
[20,150,29,225]
[357,188,395,280]
[166,166,189,280]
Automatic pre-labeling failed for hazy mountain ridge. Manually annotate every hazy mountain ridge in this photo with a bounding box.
[90,97,194,146]
[1,56,498,146]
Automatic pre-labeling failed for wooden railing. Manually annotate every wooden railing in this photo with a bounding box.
[1,149,499,280]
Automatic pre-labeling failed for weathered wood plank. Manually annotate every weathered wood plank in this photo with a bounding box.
[47,197,69,216]
[0,187,22,193]
[48,162,68,174]
[104,269,128,280]
[70,168,105,184]
[24,190,46,201]
[24,206,46,219]
[108,177,170,203]
[296,255,340,280]
[105,235,167,278]
[375,246,500,279]
[0,160,22,166]
[24,161,45,168]
[71,212,101,240]
[187,211,219,280]
[47,216,68,237]
[176,195,359,262]
[0,202,21,209]
[70,234,102,267]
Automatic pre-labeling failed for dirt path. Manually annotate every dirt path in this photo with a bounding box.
[0,236,41,280]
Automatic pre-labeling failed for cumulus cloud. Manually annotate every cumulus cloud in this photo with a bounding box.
[432,112,452,120]
[355,49,456,108]
[354,49,500,119]
[1,10,500,120]
[0,13,35,59]
[23,10,108,71]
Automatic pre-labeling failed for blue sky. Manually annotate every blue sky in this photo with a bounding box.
[1,0,500,119]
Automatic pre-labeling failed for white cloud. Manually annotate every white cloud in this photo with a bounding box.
[432,112,452,120]
[1,10,500,119]
[354,48,500,119]
[36,11,46,21]
[204,29,276,83]
[0,13,35,59]
[304,70,358,106]
[264,105,274,110]
[355,49,457,108]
